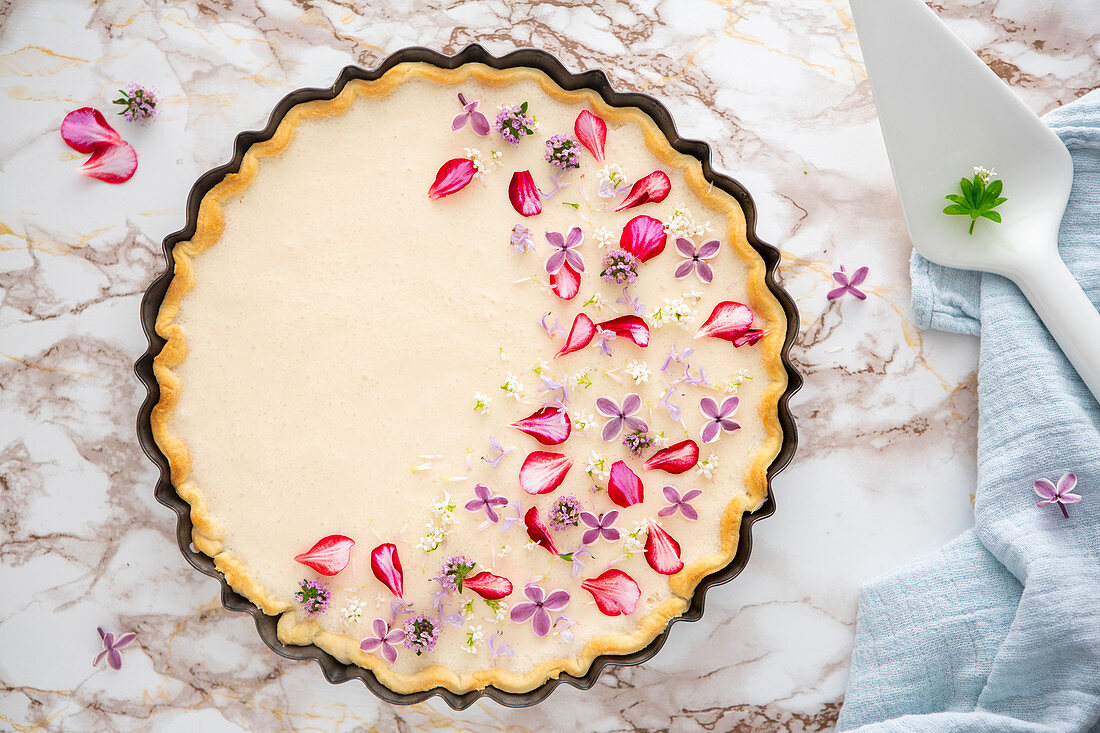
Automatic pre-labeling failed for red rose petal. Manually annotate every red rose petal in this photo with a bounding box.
[519,451,574,495]
[644,521,684,575]
[607,460,644,507]
[733,328,770,347]
[556,313,596,357]
[511,406,572,446]
[61,107,123,153]
[695,301,757,342]
[428,157,477,200]
[524,506,560,554]
[614,171,671,212]
[463,571,513,600]
[643,440,699,474]
[77,141,138,184]
[550,262,582,301]
[619,214,667,263]
[595,315,650,348]
[581,569,641,616]
[293,534,355,576]
[574,110,607,162]
[508,170,543,216]
[370,543,404,598]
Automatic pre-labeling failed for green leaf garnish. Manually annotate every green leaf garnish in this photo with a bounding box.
[562,201,580,210]
[943,169,1008,235]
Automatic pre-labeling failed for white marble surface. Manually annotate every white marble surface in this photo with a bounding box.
[1,0,1097,730]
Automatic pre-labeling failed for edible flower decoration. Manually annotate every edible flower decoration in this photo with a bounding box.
[524,506,561,555]
[511,405,572,445]
[465,483,509,522]
[620,214,668,263]
[594,327,617,356]
[360,618,405,663]
[549,494,583,530]
[580,510,620,544]
[615,171,671,212]
[556,313,596,358]
[545,134,581,169]
[113,83,158,123]
[582,569,640,616]
[428,158,477,200]
[508,170,543,216]
[943,166,1007,235]
[488,630,516,660]
[519,451,574,495]
[696,301,769,347]
[607,460,645,507]
[403,613,440,655]
[438,555,477,592]
[827,265,869,301]
[658,485,702,520]
[674,238,721,283]
[1034,472,1082,518]
[661,346,693,374]
[644,520,684,575]
[482,435,513,468]
[551,261,582,301]
[94,627,136,670]
[511,224,534,253]
[463,571,513,600]
[699,396,740,443]
[600,249,639,285]
[596,393,648,441]
[510,583,570,637]
[293,534,355,576]
[60,108,138,183]
[452,93,490,135]
[574,110,607,161]
[643,440,700,474]
[370,543,404,598]
[596,315,650,347]
[623,428,655,456]
[294,579,331,616]
[545,227,585,275]
[496,101,537,144]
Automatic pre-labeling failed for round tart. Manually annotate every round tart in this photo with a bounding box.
[152,62,787,695]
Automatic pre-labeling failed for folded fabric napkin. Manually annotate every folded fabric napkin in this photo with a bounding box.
[837,90,1100,732]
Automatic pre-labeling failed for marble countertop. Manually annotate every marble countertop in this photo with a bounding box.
[1,0,1097,730]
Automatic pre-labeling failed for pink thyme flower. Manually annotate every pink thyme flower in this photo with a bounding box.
[828,265,869,300]
[1034,472,1082,518]
[113,82,157,123]
[294,579,330,616]
[403,613,440,655]
[545,134,581,169]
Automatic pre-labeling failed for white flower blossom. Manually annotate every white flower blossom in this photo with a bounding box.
[624,360,651,385]
[696,453,719,480]
[573,411,597,432]
[341,597,367,624]
[663,202,713,240]
[530,358,551,375]
[463,625,484,654]
[596,164,626,198]
[651,296,699,329]
[973,165,995,184]
[501,372,523,399]
[473,392,491,414]
[464,148,486,176]
[593,226,616,248]
[584,451,610,481]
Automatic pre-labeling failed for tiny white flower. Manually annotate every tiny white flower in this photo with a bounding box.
[663,202,713,240]
[573,411,597,432]
[464,147,486,176]
[341,596,367,624]
[570,370,593,389]
[461,598,476,618]
[697,453,719,480]
[584,451,609,481]
[473,392,491,414]
[499,544,512,557]
[531,357,551,375]
[501,372,523,399]
[494,602,509,622]
[973,165,995,184]
[593,226,616,248]
[524,539,539,552]
[463,625,484,654]
[624,360,651,385]
[596,164,626,198]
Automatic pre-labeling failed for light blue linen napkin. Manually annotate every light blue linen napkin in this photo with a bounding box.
[837,89,1100,732]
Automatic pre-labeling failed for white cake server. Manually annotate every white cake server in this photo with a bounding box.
[850,0,1100,402]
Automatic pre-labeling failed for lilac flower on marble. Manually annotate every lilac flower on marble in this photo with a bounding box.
[360,618,405,663]
[452,93,490,135]
[481,436,513,469]
[596,393,648,441]
[661,345,693,374]
[465,483,509,522]
[594,327,618,357]
[580,510,620,544]
[545,227,585,275]
[510,583,570,637]
[674,238,720,283]
[1034,472,1083,518]
[488,631,515,659]
[658,485,702,520]
[539,311,567,337]
[657,387,682,421]
[827,265,869,301]
[94,627,136,670]
[700,396,740,443]
[511,224,534,254]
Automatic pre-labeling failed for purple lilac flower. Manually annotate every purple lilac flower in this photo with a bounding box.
[617,289,645,316]
[552,614,578,642]
[452,93,490,135]
[623,429,655,456]
[699,396,740,443]
[495,102,536,144]
[580,510,620,544]
[682,366,711,388]
[113,82,157,123]
[657,387,682,421]
[360,618,404,663]
[548,494,583,530]
[439,611,465,628]
[661,345,693,374]
[658,485,702,520]
[488,631,515,659]
[403,613,440,655]
[499,500,523,532]
[539,311,567,337]
[674,238,721,283]
[596,393,648,442]
[389,599,414,623]
[545,227,585,274]
[828,265,869,301]
[1034,472,1083,518]
[482,436,513,469]
[539,376,569,404]
[465,483,508,522]
[568,546,594,578]
[511,224,534,254]
[545,134,581,169]
[594,327,618,356]
[600,249,639,285]
[509,584,570,637]
[294,579,331,617]
[94,627,136,670]
[438,555,476,592]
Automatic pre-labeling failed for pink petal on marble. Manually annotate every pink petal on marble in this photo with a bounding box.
[642,440,699,474]
[294,534,355,576]
[619,214,667,263]
[595,315,650,348]
[695,301,755,341]
[463,571,513,600]
[428,157,476,200]
[77,141,138,184]
[550,262,582,301]
[644,520,684,575]
[508,170,543,216]
[581,569,640,616]
[61,107,123,153]
[614,171,671,212]
[574,110,607,162]
[556,313,596,357]
[370,543,404,598]
[607,460,644,507]
[524,506,561,554]
[519,451,574,495]
[511,405,572,446]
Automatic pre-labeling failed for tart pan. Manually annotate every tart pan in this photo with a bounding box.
[135,43,802,710]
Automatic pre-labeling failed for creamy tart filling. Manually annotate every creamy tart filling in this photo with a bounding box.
[152,63,786,694]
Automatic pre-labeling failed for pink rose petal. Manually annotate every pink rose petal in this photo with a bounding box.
[581,569,640,616]
[524,506,560,554]
[77,141,138,184]
[695,301,756,342]
[642,440,699,474]
[511,406,572,446]
[519,451,574,495]
[293,534,355,576]
[508,170,543,216]
[370,543,404,598]
[732,328,770,347]
[464,571,513,600]
[644,520,684,575]
[595,315,650,348]
[614,171,671,212]
[574,110,607,162]
[428,158,476,200]
[61,107,123,153]
[619,214,667,263]
[607,460,644,507]
[556,313,596,357]
[550,262,582,301]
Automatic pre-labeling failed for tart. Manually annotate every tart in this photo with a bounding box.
[152,62,787,695]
